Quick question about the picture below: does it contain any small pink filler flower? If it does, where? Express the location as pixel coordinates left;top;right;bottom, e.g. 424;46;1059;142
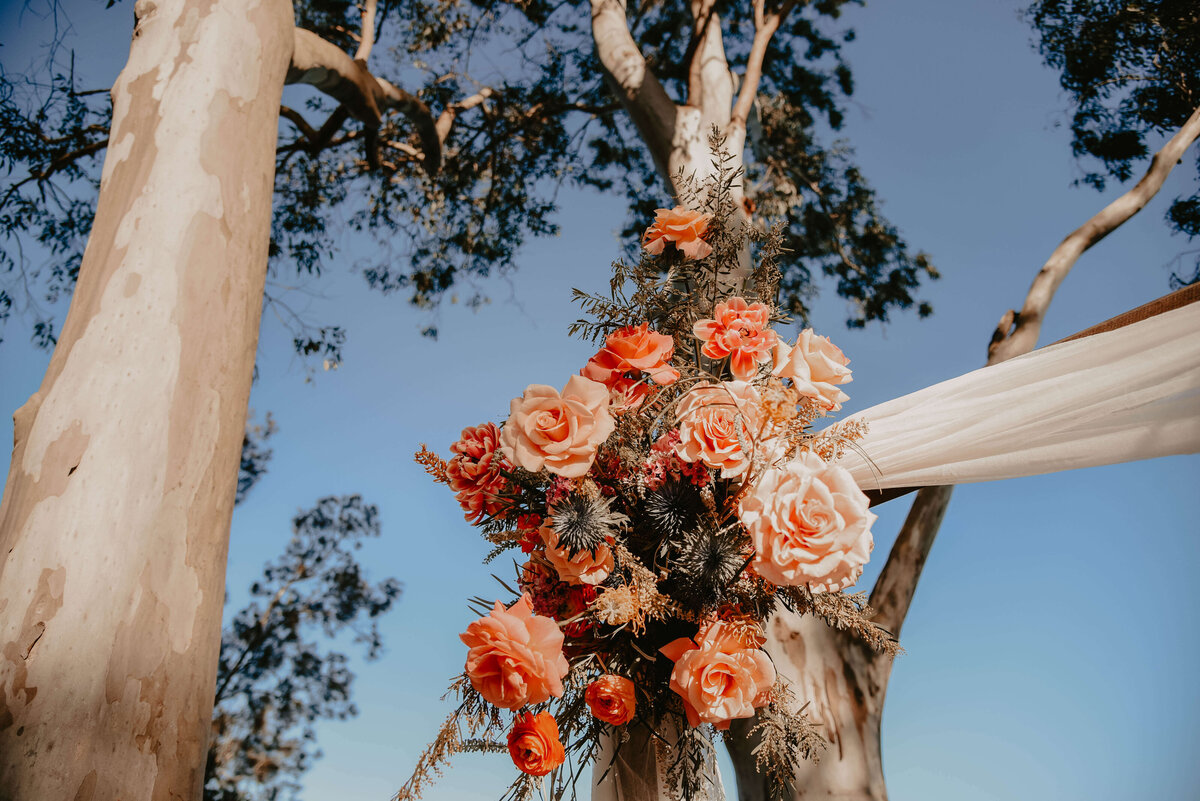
693;297;779;380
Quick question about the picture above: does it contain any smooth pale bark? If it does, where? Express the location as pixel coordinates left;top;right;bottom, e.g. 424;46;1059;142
0;1;292;798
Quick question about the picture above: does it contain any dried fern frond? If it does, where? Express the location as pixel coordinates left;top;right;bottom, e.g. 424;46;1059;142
414;444;450;484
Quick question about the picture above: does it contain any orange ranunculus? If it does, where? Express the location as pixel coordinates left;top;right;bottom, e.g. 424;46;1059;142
507;711;567;776
674;381;761;479
541;523;614;586
642;207;713;260
738;452;875;593
446;422;511;522
771;328;853;411
584;674;636;726
659;621;775;729
692;296;779;381
460;594;569;710
501;375;616;478
581;322;680;410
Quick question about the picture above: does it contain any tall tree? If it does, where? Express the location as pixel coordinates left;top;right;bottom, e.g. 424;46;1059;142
0;0;941;797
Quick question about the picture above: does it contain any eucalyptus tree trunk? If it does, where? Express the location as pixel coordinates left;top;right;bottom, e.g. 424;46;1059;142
0;1;293;798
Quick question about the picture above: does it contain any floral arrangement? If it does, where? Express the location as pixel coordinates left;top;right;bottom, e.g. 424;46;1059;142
401;154;898;801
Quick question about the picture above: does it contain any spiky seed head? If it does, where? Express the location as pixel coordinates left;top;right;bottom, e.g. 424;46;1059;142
643;479;704;541
549;493;628;556
670;528;748;611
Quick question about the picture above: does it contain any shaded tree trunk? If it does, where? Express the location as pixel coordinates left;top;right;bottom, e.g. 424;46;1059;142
0;1;293;798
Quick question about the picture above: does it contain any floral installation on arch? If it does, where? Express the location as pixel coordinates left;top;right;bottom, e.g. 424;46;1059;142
401;150;899;801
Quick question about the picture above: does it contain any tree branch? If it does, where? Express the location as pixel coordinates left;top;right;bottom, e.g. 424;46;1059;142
868;101;1200;633
730;1;797;129
287;27;441;174
988;101;1200;364
434;87;495;143
355;0;378;62
589;0;679;183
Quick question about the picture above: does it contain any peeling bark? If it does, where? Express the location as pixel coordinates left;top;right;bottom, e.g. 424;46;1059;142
0;1;292;798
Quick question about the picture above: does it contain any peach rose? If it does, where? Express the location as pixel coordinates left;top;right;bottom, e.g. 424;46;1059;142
446;422;511;522
659;622;775;729
772;329;852;411
738;452;875;592
674;381;761;479
581;322;680;410
501;375;616;478
692;297;779;380
585;674;637;726
541;523;614;586
460;593;569;710
507;711;567;776
642;206;713;260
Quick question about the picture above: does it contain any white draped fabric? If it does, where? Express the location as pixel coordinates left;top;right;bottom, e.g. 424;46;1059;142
838;300;1200;491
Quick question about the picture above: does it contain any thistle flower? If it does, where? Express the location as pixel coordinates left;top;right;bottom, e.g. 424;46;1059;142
670;529;749;611
643;479;704;540
549;494;628;557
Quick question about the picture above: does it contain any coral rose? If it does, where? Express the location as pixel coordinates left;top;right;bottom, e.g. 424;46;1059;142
507;712;567;776
446;422;511;522
772;329;853;411
460;594;569;710
585;674;637;726
581;322;680;410
541;523;614;586
659;622;776;729
692;297;779;380
642;206;713;259
674;381;762;479
738;452;875;592
501;375;616;479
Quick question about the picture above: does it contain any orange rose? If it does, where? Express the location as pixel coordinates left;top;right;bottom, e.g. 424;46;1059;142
738;453;875;592
642;207;713;260
446;423;511;522
460;594;569;710
659;622;775;729
771;329;853;411
581;322;680;410
541;523;614;586
501;375;616;478
507;711;567;776
674;381;761;478
585;674;636;726
692;297;779;381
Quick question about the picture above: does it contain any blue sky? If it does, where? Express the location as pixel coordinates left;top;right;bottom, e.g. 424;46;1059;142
1;2;1198;800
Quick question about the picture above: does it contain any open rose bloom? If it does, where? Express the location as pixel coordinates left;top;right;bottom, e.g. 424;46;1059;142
739;453;876;592
413;197;896;799
460;594;569;710
642;206;713;259
693;297;780;380
772;328;853;411
501;375;615;478
581;322;679;410
660;622;776;729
